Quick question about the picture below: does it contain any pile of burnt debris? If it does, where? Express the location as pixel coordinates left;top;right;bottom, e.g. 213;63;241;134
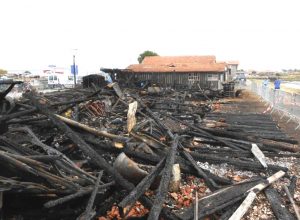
0;80;299;220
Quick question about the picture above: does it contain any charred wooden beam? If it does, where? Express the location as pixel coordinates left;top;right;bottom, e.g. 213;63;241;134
132;94;174;139
27;155;61;162
167;114;247;151
77;171;103;220
0;136;40;156
44;181;114;208
10;127;97;184
228;171;285;220
288;176;297;198
283;185;300;220
179;145;219;191
7;116;48;124
25;93;178;220
190;126;300;152
119;158;165;208
180;178;263;220
147;136;178;220
0;81;22;101
54;114;129;142
84;136;232;185
25;93;134;190
189;151;288;173
193;147;300;158
0;108;37;123
51;96;97;107
0;151;78;191
0;176;56;194
265;187;295;220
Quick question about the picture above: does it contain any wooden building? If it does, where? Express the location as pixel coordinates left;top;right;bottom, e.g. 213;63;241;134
120;56;229;90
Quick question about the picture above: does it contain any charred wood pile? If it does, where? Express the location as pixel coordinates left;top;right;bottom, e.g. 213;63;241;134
0;82;299;220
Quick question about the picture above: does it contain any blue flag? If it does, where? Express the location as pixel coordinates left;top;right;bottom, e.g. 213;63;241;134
71;65;78;75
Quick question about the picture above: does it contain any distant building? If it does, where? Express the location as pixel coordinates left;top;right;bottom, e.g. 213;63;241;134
120;56;229;89
43;66;67;75
226;61;239;80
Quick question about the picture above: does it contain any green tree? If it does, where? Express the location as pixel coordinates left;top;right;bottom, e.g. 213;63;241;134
0;68;7;76
138;50;158;63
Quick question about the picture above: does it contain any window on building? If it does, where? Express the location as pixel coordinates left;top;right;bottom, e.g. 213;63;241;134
188;73;201;81
207;74;219;81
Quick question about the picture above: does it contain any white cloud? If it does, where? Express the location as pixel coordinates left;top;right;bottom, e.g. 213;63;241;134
0;0;299;72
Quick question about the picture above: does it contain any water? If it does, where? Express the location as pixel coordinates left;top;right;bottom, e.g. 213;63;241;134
283;81;300;90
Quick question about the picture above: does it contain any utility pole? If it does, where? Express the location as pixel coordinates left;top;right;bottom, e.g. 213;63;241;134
73;54;76;86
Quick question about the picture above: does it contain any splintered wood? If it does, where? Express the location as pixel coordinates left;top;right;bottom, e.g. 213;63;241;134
127;101;138;133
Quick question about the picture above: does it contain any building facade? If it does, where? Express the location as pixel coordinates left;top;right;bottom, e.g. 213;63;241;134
122;56;229;90
226;61;239;80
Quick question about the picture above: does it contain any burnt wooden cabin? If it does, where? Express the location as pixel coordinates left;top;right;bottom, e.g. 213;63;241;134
115;56;229;90
82;74;106;88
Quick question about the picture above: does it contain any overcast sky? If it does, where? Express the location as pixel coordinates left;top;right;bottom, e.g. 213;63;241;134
0;0;299;73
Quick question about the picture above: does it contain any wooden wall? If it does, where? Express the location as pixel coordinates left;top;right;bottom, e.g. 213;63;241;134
123;72;224;89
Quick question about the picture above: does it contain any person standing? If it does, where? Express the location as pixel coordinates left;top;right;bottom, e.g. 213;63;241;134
262;78;269;98
274;78;281;106
274;78;281;90
263;78;269;87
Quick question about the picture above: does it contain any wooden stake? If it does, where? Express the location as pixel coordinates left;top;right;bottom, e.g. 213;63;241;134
194;192;198;220
229;170;285;220
251;143;268;168
127;101;138;133
55;114;129;141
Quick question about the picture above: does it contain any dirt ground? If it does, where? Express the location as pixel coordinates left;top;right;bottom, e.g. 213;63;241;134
217;90;300;220
239;90;300;143
218;90;300;142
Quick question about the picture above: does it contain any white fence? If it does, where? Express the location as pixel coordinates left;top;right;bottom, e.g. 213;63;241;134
241;81;300;130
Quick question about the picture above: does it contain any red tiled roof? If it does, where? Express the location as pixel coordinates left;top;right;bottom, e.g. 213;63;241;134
126;56;226;73
142;56;217;65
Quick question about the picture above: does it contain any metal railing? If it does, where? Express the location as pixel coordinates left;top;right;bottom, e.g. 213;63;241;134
240;81;300;130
